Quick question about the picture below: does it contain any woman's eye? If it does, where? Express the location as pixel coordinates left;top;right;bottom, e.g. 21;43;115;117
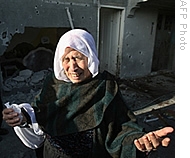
75;56;82;60
63;57;69;63
62;56;83;63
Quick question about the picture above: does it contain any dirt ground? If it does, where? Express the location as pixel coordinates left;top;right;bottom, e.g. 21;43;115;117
0;70;175;158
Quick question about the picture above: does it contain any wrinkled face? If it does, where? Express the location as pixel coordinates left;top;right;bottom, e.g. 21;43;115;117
62;47;92;83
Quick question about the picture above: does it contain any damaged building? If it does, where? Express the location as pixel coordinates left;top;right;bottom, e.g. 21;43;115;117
0;0;175;101
0;0;175;77
0;0;175;117
0;0;175;157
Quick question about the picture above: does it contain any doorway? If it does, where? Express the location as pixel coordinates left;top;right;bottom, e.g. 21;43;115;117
151;12;175;71
99;7;124;77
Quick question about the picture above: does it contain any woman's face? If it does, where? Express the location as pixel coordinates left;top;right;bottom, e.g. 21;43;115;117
62;47;92;83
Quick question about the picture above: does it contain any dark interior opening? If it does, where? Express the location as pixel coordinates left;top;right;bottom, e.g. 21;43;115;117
0;27;71;104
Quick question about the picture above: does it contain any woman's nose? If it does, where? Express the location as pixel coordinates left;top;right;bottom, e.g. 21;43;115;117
69;60;78;71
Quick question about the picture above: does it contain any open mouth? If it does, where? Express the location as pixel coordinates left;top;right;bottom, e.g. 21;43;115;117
70;72;80;78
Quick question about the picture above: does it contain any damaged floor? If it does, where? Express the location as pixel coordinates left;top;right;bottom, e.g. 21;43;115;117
119;70;175;158
0;70;175;158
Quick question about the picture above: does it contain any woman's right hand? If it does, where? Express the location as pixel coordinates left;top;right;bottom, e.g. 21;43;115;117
2;108;22;127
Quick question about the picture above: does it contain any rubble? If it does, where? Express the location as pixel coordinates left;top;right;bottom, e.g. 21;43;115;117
2;68;53;104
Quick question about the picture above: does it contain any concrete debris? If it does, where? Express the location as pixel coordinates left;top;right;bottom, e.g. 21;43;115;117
2;68;52;104
19;69;33;79
30;71;45;84
143;114;159;123
133;96;175;115
118;70;175;111
23;47;54;72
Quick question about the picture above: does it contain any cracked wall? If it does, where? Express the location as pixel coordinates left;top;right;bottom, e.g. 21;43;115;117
0;0;98;55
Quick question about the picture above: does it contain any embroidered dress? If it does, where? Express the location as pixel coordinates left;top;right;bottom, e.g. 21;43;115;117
46;130;93;157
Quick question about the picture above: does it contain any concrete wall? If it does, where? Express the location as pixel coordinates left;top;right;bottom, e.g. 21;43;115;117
0;0;98;55
120;8;158;78
100;0;127;6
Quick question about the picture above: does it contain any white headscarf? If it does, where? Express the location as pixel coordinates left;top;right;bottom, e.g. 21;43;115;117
53;29;99;82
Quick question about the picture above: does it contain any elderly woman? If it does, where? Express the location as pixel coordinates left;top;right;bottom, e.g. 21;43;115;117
2;29;173;158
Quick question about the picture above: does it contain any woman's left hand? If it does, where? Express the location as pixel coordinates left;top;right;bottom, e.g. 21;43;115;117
134;127;174;152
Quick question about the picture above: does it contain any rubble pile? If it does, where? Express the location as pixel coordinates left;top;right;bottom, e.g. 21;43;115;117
2;68;53;104
118;70;175;111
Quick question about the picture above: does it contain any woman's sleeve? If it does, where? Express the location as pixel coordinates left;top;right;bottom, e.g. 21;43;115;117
103;91;146;158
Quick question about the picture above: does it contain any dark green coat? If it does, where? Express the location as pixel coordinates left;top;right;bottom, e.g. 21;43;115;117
32;71;145;158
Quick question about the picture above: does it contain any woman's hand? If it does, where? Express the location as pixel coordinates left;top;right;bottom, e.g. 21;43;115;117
134;127;174;152
2;108;25;127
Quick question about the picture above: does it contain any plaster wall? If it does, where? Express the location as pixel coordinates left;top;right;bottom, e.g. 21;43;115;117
0;0;98;55
120;8;158;79
100;0;127;6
